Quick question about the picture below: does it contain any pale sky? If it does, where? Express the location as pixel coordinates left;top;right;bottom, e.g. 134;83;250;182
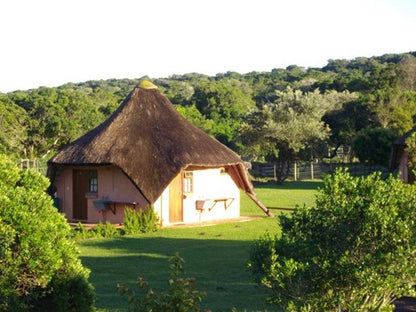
1;0;415;93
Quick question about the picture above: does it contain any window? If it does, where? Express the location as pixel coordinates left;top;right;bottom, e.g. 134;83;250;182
183;171;193;193
89;170;98;193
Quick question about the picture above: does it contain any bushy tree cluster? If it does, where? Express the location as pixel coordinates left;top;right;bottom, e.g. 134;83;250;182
0;155;94;311
1;52;415;172
249;169;416;311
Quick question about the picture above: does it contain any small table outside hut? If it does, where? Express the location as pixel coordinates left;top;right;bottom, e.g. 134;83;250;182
93;199;137;214
195;197;235;211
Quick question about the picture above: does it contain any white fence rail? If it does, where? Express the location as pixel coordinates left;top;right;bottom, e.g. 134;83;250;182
19;159;48;175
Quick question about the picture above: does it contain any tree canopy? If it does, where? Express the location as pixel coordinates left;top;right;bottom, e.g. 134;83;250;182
1;51;415;173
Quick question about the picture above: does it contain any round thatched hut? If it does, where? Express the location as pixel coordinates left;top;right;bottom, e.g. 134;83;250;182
48;81;270;225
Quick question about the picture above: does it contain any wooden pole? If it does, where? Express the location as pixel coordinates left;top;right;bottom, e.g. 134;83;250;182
273;162;277;182
267;206;295;211
294;161;297;181
310;160;314;180
246;192;274;217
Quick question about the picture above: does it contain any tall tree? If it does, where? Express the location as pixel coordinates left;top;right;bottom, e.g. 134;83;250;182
0;95;27;158
352;127;396;167
323;95;376;152
192;79;255;150
241;87;339;181
10;88;105;158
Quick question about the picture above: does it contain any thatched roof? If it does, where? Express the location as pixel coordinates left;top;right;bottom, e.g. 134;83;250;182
389;127;416;172
392;128;416;147
48;81;254;204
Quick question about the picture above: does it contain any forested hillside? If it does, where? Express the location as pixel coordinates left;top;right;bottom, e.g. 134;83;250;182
1;52;416;175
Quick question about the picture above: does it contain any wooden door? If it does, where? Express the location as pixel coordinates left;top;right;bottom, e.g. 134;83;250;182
169;172;183;223
73;170;89;220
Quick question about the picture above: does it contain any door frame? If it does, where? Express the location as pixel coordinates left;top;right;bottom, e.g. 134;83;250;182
72;169;90;220
169;172;183;223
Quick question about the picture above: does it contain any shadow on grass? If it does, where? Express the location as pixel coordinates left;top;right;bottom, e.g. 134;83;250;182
253;180;324;190
80;236;276;312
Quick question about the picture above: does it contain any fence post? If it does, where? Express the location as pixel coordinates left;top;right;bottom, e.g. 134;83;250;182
310;160;314;180
273;163;277;181
294;161;297;181
18;158;47;175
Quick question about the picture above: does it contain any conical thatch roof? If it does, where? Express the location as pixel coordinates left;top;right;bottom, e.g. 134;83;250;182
48;81;254;204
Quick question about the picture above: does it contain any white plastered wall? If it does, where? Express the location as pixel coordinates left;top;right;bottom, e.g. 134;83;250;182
153;187;170;226
154;168;240;226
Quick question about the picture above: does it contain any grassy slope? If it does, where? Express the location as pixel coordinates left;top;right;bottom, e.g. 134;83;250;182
78;180;323;311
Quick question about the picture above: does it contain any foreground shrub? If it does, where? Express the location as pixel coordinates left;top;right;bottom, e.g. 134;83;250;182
249;169;416;312
34;271;95;312
123;206;159;234
117;253;207;311
0;155;94;311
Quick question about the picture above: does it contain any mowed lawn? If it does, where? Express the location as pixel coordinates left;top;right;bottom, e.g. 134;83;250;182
78;180;323;311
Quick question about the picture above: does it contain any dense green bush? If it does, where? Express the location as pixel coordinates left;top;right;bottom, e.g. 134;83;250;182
34;271;95;312
72;221;120;240
249;169;416;311
72;209;159;240
72;222;92;240
123;206;160;234
117;253;207;312
92;221;120;238
0;155;94;311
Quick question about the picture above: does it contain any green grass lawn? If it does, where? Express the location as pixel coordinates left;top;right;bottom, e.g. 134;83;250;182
241;180;323;216
78;180;323;311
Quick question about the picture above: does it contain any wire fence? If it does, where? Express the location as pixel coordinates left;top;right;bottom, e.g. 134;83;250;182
19;159;48;176
250;161;389;181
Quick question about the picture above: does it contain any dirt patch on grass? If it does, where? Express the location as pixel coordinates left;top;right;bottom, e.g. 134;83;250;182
165;215;262;228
